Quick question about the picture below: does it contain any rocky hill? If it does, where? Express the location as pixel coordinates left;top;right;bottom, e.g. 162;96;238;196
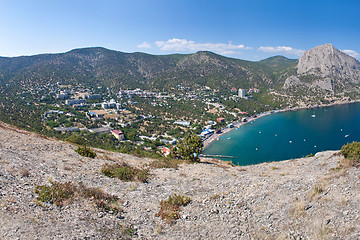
282;44;360;93
1;121;359;239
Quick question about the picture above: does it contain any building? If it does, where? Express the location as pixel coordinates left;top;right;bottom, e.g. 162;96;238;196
73;104;87;109
173;120;191;127
88;110;107;118
65;99;87;106
248;88;260;94
88;127;112;134
200;129;215;138
101;99;120;109
85;94;102;99
239;111;248;115
238;89;246;98
56;94;68;100
217;117;225;123
111;130;125;140
53;127;79;132
43;110;63;119
230;87;237;92
161;147;171;157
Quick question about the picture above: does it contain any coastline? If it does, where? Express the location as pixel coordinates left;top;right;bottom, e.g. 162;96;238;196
202;98;360;150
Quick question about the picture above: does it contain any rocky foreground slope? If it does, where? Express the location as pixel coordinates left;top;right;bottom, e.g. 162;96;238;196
0;122;359;239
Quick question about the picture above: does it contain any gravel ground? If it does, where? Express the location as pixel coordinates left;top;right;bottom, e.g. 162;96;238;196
0;122;359;239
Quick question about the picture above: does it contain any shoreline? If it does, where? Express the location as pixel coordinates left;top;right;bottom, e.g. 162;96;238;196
202;98;360;150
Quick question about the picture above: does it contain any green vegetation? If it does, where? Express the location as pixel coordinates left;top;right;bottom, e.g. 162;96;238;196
34;181;122;214
340;141;360;166
35;181;76;206
101;163;150;183
173;133;203;162
149;158;185;169
155;194;191;223
75;145;97;158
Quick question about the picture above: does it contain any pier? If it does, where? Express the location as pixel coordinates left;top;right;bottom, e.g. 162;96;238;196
200;154;236;159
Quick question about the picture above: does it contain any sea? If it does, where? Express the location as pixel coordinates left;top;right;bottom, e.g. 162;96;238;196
202;102;360;166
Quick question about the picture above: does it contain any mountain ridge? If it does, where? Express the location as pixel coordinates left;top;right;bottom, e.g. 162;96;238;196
0;47;294;91
1;44;360;97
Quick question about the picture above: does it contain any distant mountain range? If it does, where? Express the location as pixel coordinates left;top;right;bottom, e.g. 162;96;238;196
0;44;359;95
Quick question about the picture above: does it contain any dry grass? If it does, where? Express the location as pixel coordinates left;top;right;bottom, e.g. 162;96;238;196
101;163;149;183
19;168;30;177
155;194;191;224
290;200;306;217
309;185;324;201
34;181;122;214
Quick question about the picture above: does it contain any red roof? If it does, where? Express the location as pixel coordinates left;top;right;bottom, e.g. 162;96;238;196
217;117;225;122
112;130;123;135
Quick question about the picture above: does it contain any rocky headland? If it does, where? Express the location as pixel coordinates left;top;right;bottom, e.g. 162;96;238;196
0;122;359;239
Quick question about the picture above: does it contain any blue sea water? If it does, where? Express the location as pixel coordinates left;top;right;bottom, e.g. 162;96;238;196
202;102;360;166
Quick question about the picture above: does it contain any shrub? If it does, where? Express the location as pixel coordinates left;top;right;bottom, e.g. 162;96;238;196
75;146;96;158
101;163;149;183
173;133;203;162
34;181;76;206
34;181;122;213
340;142;360;166
155;194;191;223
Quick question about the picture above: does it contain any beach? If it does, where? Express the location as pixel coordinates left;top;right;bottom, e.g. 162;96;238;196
202;98;360;150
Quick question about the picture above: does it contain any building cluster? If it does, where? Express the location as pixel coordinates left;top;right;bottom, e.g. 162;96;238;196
229;87;260;100
101;99;121;109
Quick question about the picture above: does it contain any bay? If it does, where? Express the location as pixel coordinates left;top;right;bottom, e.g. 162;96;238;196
202;102;360;166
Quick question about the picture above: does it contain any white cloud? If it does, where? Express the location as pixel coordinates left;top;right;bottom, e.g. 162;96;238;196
137;42;151;49
258;46;304;56
155;38;252;54
342;49;359;58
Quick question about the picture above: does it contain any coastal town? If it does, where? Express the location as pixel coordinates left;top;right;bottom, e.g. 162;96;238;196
8;76;354;159
13;80;291;156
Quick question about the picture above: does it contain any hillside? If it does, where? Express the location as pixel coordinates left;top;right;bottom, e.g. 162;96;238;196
1;121;359;239
258;55;297;72
0;48;290;91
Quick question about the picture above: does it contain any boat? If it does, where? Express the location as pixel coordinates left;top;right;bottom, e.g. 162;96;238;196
345;134;349;138
311;114;316;118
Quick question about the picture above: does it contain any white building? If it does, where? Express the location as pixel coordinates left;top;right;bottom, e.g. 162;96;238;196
238;89;246;98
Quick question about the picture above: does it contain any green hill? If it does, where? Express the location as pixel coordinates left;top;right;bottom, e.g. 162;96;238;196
0;48;294;92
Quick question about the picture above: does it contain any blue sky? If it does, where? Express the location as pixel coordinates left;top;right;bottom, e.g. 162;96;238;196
0;0;359;60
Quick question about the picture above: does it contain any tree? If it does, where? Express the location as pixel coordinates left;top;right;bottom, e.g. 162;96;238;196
173;133;203;162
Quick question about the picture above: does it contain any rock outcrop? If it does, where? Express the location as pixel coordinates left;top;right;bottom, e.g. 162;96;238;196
283;75;303;89
297;44;360;82
283;43;360;91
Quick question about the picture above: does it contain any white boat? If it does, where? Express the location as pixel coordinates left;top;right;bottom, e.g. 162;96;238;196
311;115;316;118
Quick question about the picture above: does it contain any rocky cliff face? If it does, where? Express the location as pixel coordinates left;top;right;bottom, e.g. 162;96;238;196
297;44;360;81
283;44;360;91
